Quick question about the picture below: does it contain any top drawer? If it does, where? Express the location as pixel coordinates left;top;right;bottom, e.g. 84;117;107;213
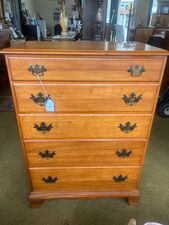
7;56;164;82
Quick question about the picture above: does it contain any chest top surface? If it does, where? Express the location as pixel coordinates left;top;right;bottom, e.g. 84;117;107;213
1;41;169;56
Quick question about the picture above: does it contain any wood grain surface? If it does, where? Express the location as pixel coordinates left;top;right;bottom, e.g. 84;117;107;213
30;167;140;192
26;141;146;167
14;83;158;113
9;56;163;82
2;41;169;56
19;114;151;139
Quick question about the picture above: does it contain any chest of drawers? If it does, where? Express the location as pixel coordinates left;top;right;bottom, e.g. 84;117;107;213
2;41;168;208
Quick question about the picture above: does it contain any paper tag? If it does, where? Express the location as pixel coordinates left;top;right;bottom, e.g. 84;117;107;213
46;98;55;112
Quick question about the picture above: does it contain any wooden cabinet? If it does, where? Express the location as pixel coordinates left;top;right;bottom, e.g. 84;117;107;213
0;29;10;88
82;0;107;40
2;41;168;208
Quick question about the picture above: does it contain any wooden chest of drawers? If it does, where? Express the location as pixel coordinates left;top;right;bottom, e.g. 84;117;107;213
2;41;168;208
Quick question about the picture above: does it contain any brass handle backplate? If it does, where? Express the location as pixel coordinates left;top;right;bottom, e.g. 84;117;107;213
118;122;137;133
116;149;132;158
34;122;53;134
128;65;145;77
28;64;47;77
30;92;49;106
42;176;58;184
113;175;128;183
123;93;142;106
39;150;56;159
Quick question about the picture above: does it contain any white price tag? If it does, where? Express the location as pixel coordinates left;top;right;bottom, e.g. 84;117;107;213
46;98;55;112
35;74;55;112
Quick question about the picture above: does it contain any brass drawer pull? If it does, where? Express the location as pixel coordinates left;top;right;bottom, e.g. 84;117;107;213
128;65;145;77
30;92;49;106
116;149;132;158
34;122;54;134
39;150;56;159
118;122;137;133
123;93;142;106
42;176;58;184
113;175;128;183
28;64;47;77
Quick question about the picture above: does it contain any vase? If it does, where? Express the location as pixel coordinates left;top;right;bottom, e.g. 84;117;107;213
59;7;68;37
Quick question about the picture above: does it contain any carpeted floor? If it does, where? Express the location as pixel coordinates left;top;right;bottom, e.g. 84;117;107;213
0;113;169;225
0;96;14;112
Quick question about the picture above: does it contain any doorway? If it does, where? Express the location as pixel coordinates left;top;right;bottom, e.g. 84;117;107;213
117;0;135;41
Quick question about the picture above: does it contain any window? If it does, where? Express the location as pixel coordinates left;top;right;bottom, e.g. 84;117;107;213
149;0;158;25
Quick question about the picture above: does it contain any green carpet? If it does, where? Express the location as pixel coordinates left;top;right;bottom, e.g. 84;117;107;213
0;113;169;225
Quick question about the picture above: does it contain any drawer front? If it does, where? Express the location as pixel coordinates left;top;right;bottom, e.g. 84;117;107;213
26;141;146;167
20;115;151;139
14;83;158;113
30;167;140;192
8;56;163;82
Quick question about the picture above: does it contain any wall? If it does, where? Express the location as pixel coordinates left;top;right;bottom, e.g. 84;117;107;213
33;0;74;34
21;0;35;17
